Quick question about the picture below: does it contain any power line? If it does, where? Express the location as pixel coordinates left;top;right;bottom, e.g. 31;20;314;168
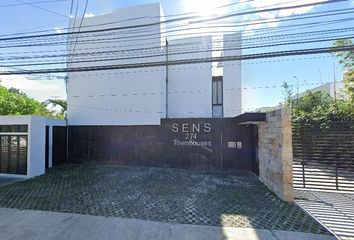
0;54;334;82
1;4;352;45
67;80;338;99
1;6;352;51
1;45;353;75
0;0;347;79
4;55;328;80
16;0;69;18
0;0;255;38
1;26;352;62
1;15;352;57
4;19;68;37
69;0;88;63
67;55;331;77
1;12;352;54
0;65;65;80
3;34;353;67
0;0;68;8
0;0;347;42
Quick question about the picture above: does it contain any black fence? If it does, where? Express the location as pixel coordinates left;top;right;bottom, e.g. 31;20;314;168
292;121;354;191
52;126;67;166
68;118;258;172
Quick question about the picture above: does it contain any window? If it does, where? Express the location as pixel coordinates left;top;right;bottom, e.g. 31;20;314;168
0;125;28;133
212;76;223;117
0;125;28;175
0;135;27;175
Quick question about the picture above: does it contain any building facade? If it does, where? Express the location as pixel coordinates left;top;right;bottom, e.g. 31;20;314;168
0;4;248;178
67;3;242;126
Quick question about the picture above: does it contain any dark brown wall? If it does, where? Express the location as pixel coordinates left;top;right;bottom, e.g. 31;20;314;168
52;126;67;166
68;118;256;171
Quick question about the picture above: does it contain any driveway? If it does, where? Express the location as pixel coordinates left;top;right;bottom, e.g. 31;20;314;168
0;176;24;187
295;189;354;240
0;164;330;234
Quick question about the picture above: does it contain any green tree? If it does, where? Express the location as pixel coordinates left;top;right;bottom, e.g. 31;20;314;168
43;99;67;119
292;91;354;128
0;85;54;117
8;87;27;96
333;38;354;104
281;81;294;107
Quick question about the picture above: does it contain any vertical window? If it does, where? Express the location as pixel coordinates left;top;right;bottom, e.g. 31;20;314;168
212;76;223;117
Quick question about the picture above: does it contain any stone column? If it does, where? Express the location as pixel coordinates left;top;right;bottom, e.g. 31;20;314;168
257;107;293;202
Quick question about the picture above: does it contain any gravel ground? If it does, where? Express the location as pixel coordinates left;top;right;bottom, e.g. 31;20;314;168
0;164;329;234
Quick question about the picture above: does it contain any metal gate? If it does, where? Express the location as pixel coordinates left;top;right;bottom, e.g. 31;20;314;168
52;126;67;166
68;118;258;172
0;125;28;175
292;121;354;191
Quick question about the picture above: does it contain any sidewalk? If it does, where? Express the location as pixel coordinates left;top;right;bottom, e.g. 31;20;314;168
0;208;335;240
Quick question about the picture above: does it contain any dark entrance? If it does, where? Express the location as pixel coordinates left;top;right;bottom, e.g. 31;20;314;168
68;118;259;172
52;126;67;166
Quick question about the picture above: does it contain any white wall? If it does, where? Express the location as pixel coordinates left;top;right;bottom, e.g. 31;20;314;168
0;116;31;178
67;3;165;125
0;116;67;178
67;4;243;123
223;33;242;117
0;115;47;178
28;116;46;178
167;36;213;118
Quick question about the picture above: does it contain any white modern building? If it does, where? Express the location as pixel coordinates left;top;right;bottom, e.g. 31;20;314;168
0;3;245;178
67;3;242;126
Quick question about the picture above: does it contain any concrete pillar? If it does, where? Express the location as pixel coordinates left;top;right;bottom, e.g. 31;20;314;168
257;107;293;202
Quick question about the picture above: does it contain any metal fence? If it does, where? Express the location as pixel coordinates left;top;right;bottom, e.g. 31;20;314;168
292;121;354;192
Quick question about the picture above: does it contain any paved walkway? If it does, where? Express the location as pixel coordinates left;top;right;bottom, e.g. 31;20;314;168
295;190;354;240
0;208;335;240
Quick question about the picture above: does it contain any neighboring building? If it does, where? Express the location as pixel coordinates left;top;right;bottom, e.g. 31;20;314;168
294;81;345;99
67;3;242;126
0;116;66;178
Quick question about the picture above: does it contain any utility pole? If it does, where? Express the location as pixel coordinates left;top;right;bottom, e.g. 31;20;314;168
165;38;169;119
333;61;337;102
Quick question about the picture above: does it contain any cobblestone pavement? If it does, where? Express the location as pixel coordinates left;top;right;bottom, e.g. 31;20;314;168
295;189;354;240
0;164;329;234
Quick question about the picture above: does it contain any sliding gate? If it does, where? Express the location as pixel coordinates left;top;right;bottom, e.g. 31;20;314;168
292;121;354;192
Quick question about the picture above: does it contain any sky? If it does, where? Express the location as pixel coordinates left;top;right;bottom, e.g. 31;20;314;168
0;0;353;110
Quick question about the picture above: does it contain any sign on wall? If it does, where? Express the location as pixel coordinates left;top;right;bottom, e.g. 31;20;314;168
68;118;255;171
171;122;212;147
